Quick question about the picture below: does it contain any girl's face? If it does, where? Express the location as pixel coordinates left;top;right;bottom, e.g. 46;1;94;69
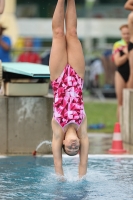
121;27;130;43
63;138;80;155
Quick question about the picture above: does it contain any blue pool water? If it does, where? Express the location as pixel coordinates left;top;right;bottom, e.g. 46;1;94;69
0;155;133;200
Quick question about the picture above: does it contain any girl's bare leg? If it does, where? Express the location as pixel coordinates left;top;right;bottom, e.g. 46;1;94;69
49;0;67;81
127;12;133;88
65;0;85;79
115;72;126;122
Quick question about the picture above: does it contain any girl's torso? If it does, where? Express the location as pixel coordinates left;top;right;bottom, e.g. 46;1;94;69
116;49;130;82
51;64;86;131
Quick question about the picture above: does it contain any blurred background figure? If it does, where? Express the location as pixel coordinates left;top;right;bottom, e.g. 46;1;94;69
124;0;133;88
17;37;41;64
89;57;104;88
101;49;116;88
0;23;12;62
112;24;130;121
41;49;50;66
0;0;5;14
13;37;24;60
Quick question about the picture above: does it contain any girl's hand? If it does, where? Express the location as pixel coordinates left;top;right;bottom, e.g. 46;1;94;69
123;46;128;55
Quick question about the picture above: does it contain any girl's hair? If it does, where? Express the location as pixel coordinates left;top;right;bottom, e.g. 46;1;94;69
119;24;128;30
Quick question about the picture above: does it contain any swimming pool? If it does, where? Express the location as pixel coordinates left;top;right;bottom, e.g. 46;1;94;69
0;155;133;200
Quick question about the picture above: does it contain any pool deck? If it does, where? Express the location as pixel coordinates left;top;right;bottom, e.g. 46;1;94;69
0;133;133;156
89;133;133;155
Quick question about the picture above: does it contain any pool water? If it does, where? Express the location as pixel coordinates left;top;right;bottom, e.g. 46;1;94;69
0;155;133;200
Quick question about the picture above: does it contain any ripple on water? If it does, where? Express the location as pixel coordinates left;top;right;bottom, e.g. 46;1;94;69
0;156;133;200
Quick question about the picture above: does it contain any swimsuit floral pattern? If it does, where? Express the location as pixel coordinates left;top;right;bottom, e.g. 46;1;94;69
51;64;85;129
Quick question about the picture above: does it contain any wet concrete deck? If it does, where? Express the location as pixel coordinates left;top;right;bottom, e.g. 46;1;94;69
89;133;133;154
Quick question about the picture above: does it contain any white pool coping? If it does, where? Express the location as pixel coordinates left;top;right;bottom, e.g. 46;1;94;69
88;154;133;158
0;156;8;158
39;154;133;158
1;154;133;159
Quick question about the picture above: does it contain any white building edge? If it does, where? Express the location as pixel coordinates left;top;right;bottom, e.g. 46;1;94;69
0;0;128;51
17;18;127;39
16;18;128;53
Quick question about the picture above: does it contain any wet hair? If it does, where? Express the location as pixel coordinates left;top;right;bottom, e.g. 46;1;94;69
119;24;128;30
62;144;79;156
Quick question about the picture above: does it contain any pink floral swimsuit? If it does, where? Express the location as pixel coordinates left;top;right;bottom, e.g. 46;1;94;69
51;64;86;132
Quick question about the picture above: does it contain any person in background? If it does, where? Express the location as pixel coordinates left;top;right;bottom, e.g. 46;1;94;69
0;24;12;62
112;24;130;121
124;0;133;88
41;50;50;66
89;57;104;88
101;49;116;87
0;0;5;14
17;38;41;64
13;37;25;60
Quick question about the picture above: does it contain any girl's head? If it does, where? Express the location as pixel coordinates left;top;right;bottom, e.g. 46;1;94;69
119;24;130;43
62;125;80;156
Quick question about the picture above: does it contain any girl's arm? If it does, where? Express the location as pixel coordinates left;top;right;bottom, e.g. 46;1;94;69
113;50;128;67
0;0;5;14
52;135;64;176
0;39;11;51
124;0;133;11
78;117;89;179
52;119;64;176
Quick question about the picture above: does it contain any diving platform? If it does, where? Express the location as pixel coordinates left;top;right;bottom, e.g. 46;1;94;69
0;62;50;96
